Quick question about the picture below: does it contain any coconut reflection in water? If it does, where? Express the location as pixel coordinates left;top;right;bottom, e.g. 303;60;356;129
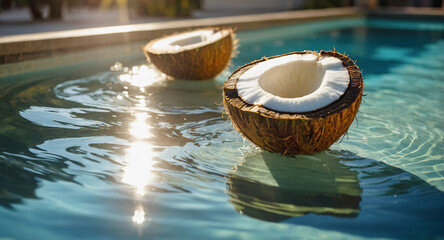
227;151;362;222
118;64;164;225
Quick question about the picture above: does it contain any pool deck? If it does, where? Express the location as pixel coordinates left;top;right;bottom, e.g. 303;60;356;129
0;7;442;77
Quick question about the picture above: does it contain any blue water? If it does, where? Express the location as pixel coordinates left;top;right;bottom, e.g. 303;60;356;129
0;18;443;239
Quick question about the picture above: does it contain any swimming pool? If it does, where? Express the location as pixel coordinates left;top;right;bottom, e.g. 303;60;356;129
0;17;443;239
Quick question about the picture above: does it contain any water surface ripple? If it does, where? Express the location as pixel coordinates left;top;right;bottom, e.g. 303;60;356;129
0;20;443;240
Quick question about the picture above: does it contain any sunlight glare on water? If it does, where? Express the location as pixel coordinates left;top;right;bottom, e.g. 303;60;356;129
119;64;167;88
132;207;146;225
122;141;155;197
0;18;443;240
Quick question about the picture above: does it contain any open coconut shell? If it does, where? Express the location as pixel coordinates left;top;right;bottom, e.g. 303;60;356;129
143;27;237;80
223;51;363;155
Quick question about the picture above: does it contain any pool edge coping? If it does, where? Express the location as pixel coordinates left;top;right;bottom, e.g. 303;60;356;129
0;8;364;70
1;6;443;77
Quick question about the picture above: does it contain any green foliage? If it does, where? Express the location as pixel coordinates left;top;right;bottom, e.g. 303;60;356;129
130;0;200;17
0;0;199;19
65;0;102;8
0;0;27;12
303;0;350;9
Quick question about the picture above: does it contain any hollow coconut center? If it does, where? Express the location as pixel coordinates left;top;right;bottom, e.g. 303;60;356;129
150;29;224;53
236;53;350;113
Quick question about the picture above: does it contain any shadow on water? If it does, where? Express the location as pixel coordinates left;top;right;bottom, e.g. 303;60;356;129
0;149;78;209
227;150;444;239
0;154;39;208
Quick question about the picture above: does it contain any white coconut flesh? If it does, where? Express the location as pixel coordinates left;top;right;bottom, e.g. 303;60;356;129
236;53;350;113
150;29;226;53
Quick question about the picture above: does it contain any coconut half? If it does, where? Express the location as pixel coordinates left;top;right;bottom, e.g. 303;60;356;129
143;27;237;80
223;51;363;155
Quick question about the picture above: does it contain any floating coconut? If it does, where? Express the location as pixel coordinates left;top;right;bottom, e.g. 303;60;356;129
223;51;363;155
143;27;237;80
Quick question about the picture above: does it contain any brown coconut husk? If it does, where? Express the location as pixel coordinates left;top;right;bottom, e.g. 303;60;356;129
143;27;237;80
223;50;363;155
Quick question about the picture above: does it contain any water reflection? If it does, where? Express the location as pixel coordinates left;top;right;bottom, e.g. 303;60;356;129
0;154;39;209
129;112;152;140
122;141;155;196
132;205;146;225
123;114;155;227
227;151;362;221
120;66;161;224
119;65;165;88
225;149;444;239
122;109;157;226
1;24;443;239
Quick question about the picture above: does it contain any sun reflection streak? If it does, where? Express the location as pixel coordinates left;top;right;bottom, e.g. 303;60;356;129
119;65;164;88
132;207;146;225
118;63;165;225
123;110;157;197
129;112;152;139
122;141;155;196
135;98;147;108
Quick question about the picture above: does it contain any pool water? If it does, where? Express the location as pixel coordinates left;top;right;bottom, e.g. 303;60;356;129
0;18;443;239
